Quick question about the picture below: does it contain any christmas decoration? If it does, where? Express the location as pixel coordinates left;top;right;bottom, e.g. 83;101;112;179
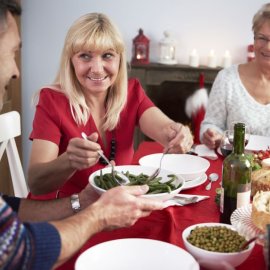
131;28;150;65
185;73;208;144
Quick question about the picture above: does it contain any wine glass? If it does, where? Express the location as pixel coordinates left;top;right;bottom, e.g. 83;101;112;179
220;130;233;157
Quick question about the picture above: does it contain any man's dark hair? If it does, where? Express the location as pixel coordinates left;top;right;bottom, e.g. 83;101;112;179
0;0;21;22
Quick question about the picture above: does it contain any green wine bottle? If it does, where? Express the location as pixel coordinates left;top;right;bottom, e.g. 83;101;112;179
220;122;251;224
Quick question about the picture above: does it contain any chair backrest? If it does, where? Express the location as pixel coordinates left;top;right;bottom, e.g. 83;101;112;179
0;111;28;197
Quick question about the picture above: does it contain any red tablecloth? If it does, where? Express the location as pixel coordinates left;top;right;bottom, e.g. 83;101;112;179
57;141;266;270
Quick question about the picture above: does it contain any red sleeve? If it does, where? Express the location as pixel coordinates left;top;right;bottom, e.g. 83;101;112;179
29;89;68;146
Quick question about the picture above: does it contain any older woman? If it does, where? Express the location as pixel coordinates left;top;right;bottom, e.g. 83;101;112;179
27;13;193;198
200;3;270;149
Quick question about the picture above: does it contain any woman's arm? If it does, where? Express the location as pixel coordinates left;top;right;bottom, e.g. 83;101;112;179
200;69;229;148
139;107;193;153
28;133;101;195
28;140;74;194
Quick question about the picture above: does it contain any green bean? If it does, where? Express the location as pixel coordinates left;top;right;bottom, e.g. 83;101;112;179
93;170;182;194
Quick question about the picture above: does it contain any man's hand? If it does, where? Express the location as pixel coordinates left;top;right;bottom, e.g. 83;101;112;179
93;185;164;230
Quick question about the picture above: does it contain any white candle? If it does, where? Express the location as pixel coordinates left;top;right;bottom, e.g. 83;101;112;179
222;50;232;68
207;50;217;68
189;49;199;67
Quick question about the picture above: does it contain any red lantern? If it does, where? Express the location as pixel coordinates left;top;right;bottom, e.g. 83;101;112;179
132;28;150;65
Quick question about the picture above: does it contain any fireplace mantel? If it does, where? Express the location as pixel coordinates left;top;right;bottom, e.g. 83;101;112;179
128;62;221;88
128;62;221;148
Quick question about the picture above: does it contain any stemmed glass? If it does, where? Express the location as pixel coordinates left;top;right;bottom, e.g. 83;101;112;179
219;123;250;157
220;130;233;157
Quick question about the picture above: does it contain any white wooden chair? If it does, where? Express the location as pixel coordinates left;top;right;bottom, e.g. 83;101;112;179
0;111;28;197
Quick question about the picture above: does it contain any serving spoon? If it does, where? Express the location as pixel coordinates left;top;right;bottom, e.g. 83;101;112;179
205;173;219;190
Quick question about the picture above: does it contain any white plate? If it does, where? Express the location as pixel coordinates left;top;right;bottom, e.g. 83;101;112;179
75;238;199;270
246;134;270;151
182;173;207;190
230;204;264;245
89;165;185;201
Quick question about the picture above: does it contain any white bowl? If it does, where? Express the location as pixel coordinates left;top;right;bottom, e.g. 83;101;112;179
182;222;255;270
75;238;199;270
139;153;210;181
89;165;185;201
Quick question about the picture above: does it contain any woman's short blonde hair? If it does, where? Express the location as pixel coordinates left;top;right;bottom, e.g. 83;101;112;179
252;3;270;35
54;13;127;131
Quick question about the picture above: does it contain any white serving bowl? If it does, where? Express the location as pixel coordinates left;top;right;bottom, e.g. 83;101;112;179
182;222;255;270
89;165;185;201
75;238;199;270
139;153;210;181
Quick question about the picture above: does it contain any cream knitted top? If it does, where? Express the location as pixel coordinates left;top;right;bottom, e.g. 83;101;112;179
200;64;270;139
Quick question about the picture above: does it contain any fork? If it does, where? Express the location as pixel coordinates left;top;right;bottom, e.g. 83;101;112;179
171;196;200;205
147;148;170;181
81;132;129;185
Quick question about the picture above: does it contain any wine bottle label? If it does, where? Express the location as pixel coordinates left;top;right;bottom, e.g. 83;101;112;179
237;190;251;208
220;187;224;213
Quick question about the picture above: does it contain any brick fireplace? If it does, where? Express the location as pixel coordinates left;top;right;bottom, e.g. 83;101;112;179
128;63;221;148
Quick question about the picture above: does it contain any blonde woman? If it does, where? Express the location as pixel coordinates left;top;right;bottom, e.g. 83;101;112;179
28;13;193;198
201;3;270;149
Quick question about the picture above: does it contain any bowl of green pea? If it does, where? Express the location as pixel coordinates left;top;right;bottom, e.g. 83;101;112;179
182;222;255;270
89;165;185;201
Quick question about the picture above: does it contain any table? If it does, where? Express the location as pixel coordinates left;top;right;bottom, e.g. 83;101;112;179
57;141;266;270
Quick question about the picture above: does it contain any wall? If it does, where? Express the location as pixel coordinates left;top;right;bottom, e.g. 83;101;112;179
20;0;267;170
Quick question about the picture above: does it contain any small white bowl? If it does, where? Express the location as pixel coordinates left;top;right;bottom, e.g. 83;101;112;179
182;222;255;270
89;165;185;201
75;238;199;270
139;153;210;181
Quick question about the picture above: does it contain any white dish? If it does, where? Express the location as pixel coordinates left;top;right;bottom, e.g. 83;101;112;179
246;134;270;151
75;238;199;270
89;165;185;201
139;153;210;181
231;204;264;245
182;222;255;270
182;173;207;190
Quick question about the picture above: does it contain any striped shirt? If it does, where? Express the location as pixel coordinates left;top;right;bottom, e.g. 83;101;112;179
0;197;61;269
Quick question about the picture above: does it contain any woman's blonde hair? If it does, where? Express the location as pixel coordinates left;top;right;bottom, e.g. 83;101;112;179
54;13;127;131
252;3;270;35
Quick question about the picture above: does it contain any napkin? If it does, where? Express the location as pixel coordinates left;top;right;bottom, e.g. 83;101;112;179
164;194;210;208
193;144;218;160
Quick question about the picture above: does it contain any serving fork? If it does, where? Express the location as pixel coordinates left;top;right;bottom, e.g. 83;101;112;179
147;148;170;181
81;132;130;185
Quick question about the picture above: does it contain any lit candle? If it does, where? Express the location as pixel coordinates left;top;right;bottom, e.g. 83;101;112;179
222;50;232;68
207;50;217;68
189;49;199;67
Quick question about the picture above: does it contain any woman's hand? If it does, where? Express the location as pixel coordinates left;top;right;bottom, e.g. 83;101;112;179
166;122;194;153
201;128;222;149
66;132;101;170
